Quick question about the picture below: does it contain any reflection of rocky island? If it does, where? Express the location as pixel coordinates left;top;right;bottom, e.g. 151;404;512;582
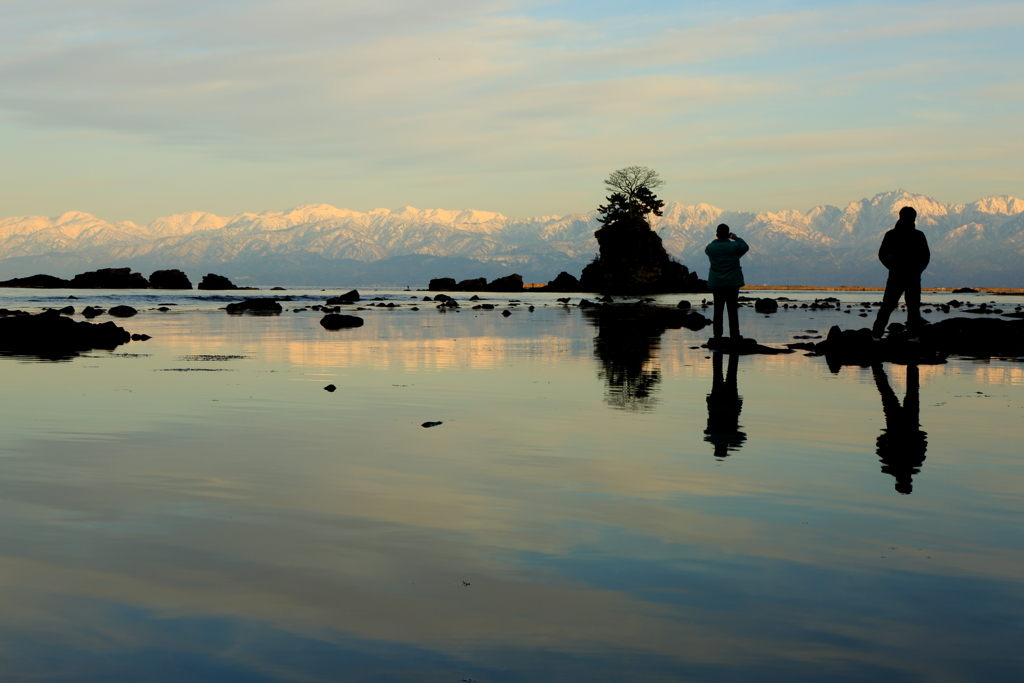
585;306;698;411
704;353;746;458
873;364;928;494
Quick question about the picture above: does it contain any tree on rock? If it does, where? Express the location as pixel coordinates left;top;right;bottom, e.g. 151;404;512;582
580;167;705;295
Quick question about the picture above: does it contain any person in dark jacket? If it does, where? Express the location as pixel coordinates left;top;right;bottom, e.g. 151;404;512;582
705;224;749;339
872;207;930;340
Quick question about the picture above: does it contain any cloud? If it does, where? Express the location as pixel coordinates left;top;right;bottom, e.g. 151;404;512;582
0;0;1021;220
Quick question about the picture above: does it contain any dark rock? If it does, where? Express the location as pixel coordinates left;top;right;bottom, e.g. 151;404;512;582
469;295;480;301
108;305;138;317
429;278;457;291
528;305;535;312
0;309;29;317
433;294;453;302
677;300;691;310
81;306;104;318
423;296;432;301
59;306;75;315
70;268;149;289
579;214;706;295
458;277;487;290
952;287;978;294
475;303;495;310
320;314;364;329
705;336;793;355
0;313;131;359
324;384;337;392
502;309;512;317
556;297;571;304
197;273;238;290
754;298;778;313
157;307;170;312
485;274;524;292
149;269;193;289
326;289;360;304
421;421;443;428
0;274;72;288
130;333;152;341
225;299;282;315
540;271;582;292
578;299;597;308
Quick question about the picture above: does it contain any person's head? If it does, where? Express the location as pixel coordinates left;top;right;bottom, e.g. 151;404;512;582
898;206;917;224
716;224;730;239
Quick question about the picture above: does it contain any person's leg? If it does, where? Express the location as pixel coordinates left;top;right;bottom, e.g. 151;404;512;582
872;277;904;338
905;277;922;332
712;289;725;338
726;288;741;338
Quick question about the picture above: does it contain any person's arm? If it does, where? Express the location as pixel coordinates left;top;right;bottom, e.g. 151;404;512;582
919;233;930;272
732;236;749;256
878;232;893;270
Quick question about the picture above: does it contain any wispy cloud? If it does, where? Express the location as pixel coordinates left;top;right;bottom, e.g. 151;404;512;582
0;0;1021;220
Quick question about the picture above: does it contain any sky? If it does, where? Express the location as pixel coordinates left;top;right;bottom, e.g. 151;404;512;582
1;0;1022;224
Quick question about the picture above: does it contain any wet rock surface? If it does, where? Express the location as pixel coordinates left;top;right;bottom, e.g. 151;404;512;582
788;317;1024;369
326;290;360;304
108;305;138;317
225;299;283;314
320;314;364;329
0;313;132;359
705;336;794;355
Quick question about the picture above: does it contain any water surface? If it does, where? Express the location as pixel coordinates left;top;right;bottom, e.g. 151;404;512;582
1;288;1022;681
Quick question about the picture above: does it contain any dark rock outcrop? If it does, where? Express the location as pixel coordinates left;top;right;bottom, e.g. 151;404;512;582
579;218;706;295
149;269;193;289
705;336;792;355
0;274;71;288
754;298;778;313
539;271;582;292
429;278;457;291
326;290;360;304
82;306;103;318
225;299;282;315
69;268;149;288
198;274;239;290
0;313;131;359
429;274;524;292
0;269;149;289
457;277;487;290
320;314;364;329
788;317;1024;370
108;305;138;317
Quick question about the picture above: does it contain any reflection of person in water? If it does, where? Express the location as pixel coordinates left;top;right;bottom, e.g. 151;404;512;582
704;352;746;458
873;363;928;494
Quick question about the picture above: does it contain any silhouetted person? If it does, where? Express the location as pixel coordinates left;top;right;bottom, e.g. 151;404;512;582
705;224;749;340
872;207;930;340
873;363;928;494
704;352;746;458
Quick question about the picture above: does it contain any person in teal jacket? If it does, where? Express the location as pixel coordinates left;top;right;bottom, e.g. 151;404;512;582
705;224;750;340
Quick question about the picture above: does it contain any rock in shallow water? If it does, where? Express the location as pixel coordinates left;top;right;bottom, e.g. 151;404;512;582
320;314;364;329
0;314;131;359
225;299;282;315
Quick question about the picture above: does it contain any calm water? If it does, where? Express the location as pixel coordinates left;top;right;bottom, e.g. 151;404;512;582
0;288;1022;682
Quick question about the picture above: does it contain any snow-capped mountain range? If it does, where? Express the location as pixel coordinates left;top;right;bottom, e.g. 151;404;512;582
1;190;1022;287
